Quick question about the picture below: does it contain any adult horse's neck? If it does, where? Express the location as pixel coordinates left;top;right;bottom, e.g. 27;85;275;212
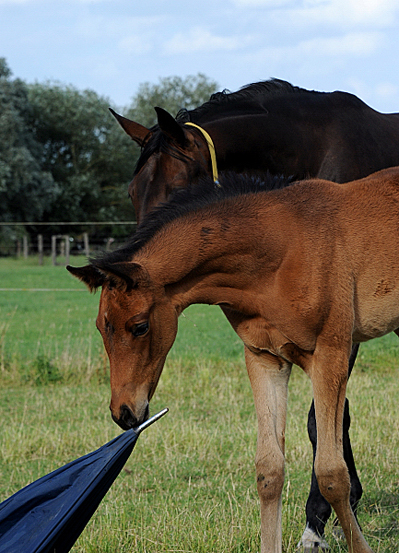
187;93;399;183
190;110;325;180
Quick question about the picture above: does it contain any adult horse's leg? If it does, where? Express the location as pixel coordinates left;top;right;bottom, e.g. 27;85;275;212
245;347;292;553
299;344;362;552
311;346;373;553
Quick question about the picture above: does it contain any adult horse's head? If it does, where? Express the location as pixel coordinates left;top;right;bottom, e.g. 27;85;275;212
67;261;178;429
110;107;213;224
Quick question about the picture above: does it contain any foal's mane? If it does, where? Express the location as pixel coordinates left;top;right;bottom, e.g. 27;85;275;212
92;172;293;269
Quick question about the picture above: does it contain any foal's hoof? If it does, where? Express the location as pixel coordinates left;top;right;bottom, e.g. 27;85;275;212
297;525;330;552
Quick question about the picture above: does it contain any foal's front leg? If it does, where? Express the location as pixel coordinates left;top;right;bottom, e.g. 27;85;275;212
245;347;292;553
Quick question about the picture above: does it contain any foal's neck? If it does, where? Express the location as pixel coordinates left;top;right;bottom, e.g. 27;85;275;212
136;198;284;312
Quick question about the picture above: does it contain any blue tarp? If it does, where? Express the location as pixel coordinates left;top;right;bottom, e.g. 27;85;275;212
0;408;168;553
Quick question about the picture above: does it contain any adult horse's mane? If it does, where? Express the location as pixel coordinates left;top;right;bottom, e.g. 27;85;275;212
134;131;192;176
92;172;292;269
134;79;367;177
176;78;308;122
135;80;303;175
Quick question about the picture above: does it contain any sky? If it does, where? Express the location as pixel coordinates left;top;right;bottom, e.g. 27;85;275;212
1;0;399;114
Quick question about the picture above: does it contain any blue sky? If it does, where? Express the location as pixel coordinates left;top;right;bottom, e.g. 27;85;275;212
1;0;398;113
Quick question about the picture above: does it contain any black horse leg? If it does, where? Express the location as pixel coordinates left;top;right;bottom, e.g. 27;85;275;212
298;344;362;552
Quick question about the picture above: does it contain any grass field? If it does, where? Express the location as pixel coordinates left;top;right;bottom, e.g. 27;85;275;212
0;257;398;552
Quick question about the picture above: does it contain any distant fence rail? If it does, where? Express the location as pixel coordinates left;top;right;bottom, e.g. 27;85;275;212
0;222;136;226
0;221;137;265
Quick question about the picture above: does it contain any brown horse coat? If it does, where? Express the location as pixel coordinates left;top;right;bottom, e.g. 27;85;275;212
68;167;399;553
112;79;399;551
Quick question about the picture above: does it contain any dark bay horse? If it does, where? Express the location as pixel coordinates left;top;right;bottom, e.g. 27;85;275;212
68;167;399;553
111;79;399;551
111;79;399;224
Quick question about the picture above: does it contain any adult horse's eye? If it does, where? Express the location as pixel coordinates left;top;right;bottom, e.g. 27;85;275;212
132;322;149;337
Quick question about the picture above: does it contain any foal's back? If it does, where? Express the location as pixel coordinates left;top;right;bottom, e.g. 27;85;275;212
278;166;399;342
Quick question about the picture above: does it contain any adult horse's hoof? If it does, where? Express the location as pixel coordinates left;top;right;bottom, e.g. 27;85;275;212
297;525;330;552
296;541;330;553
332;524;345;540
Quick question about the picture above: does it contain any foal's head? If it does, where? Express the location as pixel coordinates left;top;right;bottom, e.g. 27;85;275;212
67;262;178;429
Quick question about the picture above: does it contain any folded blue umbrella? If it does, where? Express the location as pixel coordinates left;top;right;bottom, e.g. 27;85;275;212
0;408;168;553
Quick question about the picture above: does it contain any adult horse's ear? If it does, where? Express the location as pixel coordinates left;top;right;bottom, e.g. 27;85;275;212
109;108;150;147
66;265;106;292
154;107;185;146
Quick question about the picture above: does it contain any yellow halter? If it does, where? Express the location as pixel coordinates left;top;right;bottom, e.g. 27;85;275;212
185;122;220;186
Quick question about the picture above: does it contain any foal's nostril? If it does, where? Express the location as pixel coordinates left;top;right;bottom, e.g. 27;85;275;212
113;404;138;430
111;402;150;431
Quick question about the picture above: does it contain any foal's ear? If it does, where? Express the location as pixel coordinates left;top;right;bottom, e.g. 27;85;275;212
155;107;186;146
66;265;105;292
67;262;150;293
109;108;150;147
98;262;150;291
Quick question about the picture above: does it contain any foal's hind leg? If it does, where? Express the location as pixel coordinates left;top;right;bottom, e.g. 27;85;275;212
298;344;362;552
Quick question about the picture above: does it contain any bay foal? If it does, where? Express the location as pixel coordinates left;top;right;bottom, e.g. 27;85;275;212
112;80;399;551
69;168;399;553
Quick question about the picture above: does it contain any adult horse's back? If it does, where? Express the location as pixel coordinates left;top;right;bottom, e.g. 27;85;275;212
111;80;399;552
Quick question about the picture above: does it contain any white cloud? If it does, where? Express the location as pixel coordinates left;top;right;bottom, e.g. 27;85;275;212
231;0;294;6
290;0;398;27
0;0;108;3
163;27;249;55
231;0;398;26
72;13;164;54
247;31;382;68
297;32;382;56
0;0;31;4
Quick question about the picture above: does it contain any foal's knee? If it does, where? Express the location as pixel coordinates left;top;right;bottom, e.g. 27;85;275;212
256;456;285;504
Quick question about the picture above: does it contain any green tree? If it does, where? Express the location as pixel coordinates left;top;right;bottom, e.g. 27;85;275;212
126;73;219;128
28;82;135;225
0;59;55;224
0;65;219;241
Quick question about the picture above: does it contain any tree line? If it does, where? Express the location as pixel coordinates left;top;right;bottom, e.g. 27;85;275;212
0;58;218;250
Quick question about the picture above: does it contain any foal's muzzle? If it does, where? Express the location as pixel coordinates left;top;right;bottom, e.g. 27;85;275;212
112;403;150;430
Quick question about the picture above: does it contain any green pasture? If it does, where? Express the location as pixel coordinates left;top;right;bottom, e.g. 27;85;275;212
0;257;398;552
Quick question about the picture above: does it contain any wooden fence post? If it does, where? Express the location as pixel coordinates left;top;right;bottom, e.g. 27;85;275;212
23;235;28;259
38;234;43;266
83;232;89;256
51;235;57;266
65;235;70;266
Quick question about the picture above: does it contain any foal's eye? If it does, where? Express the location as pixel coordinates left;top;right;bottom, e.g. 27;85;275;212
132;322;149;337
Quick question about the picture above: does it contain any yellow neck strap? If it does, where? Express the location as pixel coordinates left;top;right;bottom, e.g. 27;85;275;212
185;122;220;186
